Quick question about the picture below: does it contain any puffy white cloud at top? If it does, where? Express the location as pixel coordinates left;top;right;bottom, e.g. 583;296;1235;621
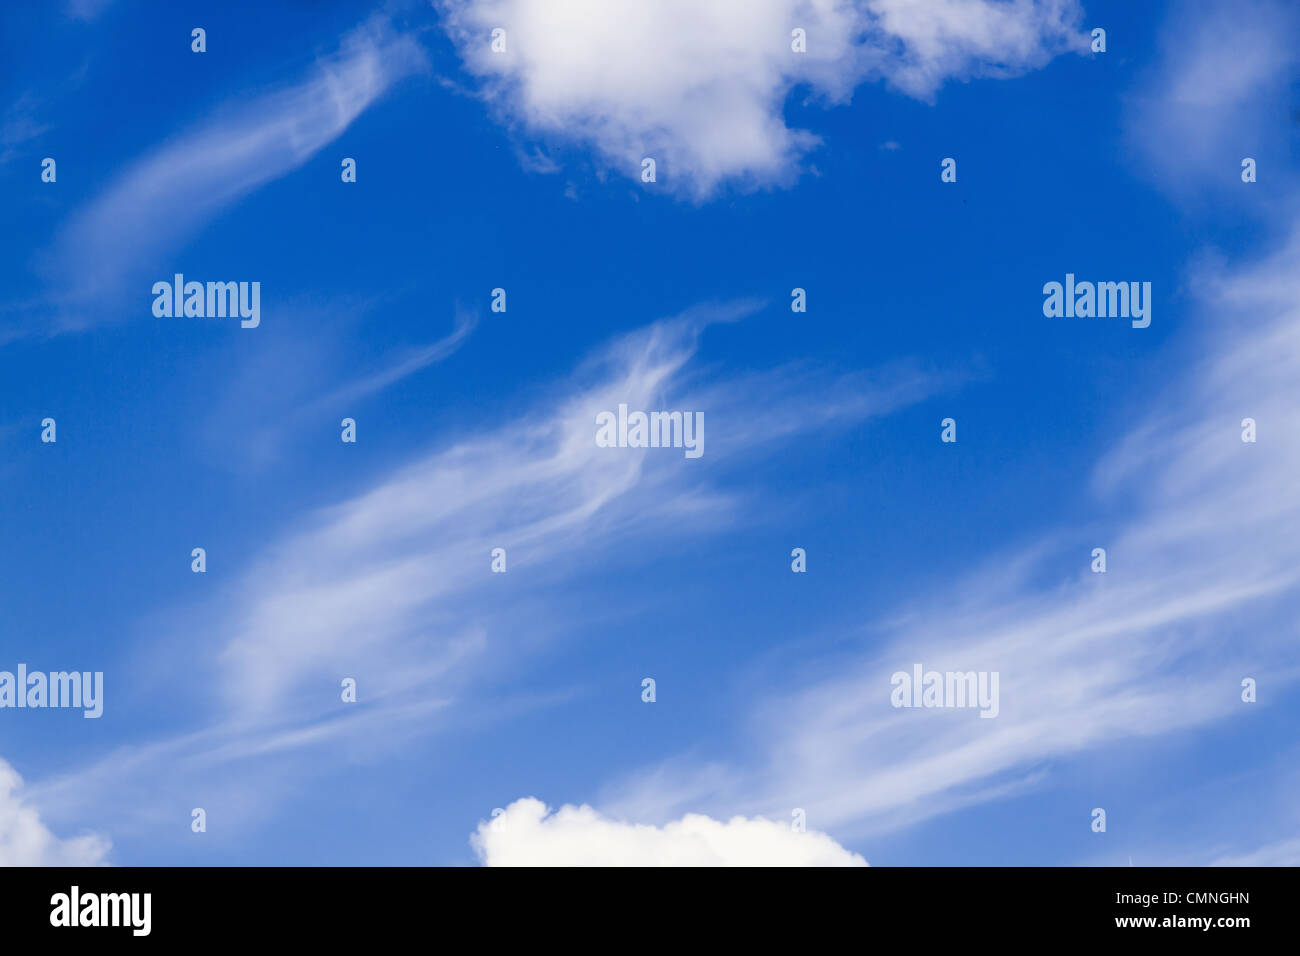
471;797;867;866
436;0;1087;196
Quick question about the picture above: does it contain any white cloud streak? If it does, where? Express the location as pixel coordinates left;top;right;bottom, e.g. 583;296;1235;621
1210;836;1300;867
26;302;953;841
1124;0;1300;209
36;19;427;329
586;1;1300;853
216;301;947;719
602;224;1300;848
307;309;478;412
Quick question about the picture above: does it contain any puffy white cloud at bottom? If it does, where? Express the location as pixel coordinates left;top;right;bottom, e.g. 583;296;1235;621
0;759;110;866
472;797;867;866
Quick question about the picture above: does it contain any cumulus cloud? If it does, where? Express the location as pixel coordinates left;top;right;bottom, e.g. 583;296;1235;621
0;758;109;866
436;0;1086;196
472;797;867;865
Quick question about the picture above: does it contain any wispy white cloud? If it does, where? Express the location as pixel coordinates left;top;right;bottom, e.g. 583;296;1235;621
435;0;1087;197
1210;836;1300;867
31;18;427;331
578;0;1300;855
214;301;948;720
307;308;478;412
65;0;113;22
1124;0;1300;210
193;303;479;472
472;796;866;865
0;92;53;165
600;225;1300;848
27;301;955;842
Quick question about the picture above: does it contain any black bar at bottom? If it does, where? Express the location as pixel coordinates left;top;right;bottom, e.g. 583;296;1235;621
0;865;1283;942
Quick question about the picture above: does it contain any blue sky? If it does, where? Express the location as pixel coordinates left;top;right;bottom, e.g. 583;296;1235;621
1;0;1298;866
